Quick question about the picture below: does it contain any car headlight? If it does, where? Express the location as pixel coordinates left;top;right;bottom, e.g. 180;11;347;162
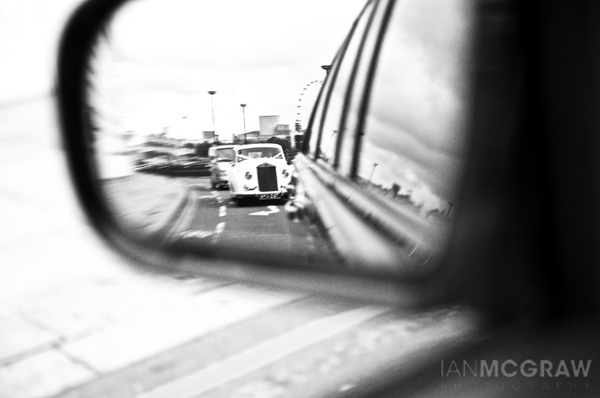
245;171;252;180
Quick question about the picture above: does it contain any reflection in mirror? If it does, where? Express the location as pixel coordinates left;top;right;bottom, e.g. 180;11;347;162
87;0;473;277
353;0;473;266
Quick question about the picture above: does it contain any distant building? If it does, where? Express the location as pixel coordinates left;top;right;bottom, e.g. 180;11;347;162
275;124;291;136
202;131;215;142
235;130;260;143
259;115;280;136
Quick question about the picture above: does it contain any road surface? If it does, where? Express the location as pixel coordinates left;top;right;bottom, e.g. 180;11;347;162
165;177;339;269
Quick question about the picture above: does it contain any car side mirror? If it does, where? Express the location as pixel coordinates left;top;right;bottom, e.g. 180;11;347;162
56;0;517;307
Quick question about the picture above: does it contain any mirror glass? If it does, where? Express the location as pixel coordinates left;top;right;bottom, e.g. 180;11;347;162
87;0;474;277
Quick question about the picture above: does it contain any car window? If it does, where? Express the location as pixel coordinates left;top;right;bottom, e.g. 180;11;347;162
238;147;283;160
356;0;474;218
215;148;235;162
315;0;376;166
337;0;389;177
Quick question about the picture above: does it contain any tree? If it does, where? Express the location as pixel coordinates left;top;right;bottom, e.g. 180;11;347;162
267;136;291;151
196;142;212;157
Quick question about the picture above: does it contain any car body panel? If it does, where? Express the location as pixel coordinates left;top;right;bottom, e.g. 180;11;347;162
209;145;236;188
286;0;464;274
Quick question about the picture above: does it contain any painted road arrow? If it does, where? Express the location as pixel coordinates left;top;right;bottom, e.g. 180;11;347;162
248;206;280;216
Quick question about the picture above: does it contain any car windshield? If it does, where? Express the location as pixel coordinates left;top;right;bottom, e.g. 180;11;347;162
215;148;235;162
238;147;283;159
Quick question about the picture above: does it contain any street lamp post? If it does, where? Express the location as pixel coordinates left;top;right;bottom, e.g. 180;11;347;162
240;104;247;144
208;90;217;142
369;162;378;183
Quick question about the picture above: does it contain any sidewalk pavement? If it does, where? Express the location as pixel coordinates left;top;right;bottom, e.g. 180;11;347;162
0;96;308;398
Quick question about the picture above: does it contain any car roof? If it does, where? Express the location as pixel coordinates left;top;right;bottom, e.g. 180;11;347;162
213;145;236;150
236;143;282;149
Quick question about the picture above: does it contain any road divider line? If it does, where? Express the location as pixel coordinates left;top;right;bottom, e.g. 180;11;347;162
138;306;388;398
216;222;225;235
177;230;214;240
219;206;227;218
212;222;226;244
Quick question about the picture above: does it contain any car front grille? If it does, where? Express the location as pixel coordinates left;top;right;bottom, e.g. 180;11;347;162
257;164;278;191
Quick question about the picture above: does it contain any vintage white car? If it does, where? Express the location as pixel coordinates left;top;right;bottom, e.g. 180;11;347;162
208;145;236;189
229;143;291;201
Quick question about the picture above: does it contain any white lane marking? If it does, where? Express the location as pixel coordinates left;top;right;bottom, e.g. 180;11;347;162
248;205;280;216
62;285;303;373
212;222;226;244
138;306;388;398
219;206;227;218
177;230;214;240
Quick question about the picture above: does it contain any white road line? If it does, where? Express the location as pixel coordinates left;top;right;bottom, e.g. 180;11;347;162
177;230;214;240
212;222;226;244
138;306;388;398
219;206;227;218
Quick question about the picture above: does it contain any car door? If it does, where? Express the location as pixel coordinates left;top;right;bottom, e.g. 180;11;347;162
289;0;473;274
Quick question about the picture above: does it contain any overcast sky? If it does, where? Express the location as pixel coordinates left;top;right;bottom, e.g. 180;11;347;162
90;0;367;141
359;0;473;208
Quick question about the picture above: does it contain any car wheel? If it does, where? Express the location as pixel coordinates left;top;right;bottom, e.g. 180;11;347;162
231;195;245;206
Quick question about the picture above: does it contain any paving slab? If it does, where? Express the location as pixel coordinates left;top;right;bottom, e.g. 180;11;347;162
0;197;56;249
19;275;227;340
0;230;134;303
0;312;59;365
62;284;304;373
0;349;95;398
137;306;389;398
